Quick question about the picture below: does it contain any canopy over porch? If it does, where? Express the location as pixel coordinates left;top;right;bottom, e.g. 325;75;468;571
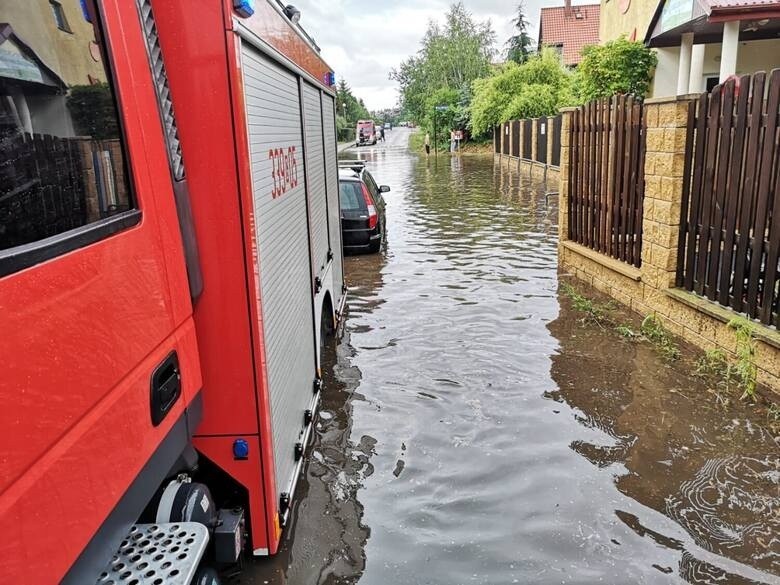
645;0;780;94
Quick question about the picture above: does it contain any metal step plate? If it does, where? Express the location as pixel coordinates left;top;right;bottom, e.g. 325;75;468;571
96;522;209;585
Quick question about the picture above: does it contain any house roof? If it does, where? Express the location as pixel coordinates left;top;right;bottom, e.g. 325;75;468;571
538;3;600;66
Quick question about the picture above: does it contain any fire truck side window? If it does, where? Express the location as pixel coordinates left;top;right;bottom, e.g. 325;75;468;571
0;1;133;255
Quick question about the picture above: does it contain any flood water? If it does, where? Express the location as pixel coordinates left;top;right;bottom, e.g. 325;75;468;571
236;131;780;585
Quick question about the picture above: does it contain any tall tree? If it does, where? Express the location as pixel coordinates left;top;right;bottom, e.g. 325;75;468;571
506;2;533;64
390;2;495;126
336;79;370;124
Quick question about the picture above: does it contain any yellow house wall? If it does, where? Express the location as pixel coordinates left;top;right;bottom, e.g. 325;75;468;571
599;0;659;42
1;0;107;86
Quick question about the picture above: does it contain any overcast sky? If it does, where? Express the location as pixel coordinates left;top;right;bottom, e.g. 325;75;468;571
293;0;592;111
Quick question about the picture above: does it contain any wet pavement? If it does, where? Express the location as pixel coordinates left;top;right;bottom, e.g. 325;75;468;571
235;130;780;585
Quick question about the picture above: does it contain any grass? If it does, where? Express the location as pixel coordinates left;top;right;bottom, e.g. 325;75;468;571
560;283;615;327
728;317;758;401
640;314;681;361
561;283;775;426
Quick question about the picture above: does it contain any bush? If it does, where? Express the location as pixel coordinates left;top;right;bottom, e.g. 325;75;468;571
67;83;119;140
469;48;571;136
576;37;657;101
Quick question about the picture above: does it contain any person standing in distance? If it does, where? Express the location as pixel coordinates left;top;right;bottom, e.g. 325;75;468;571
424;132;431;156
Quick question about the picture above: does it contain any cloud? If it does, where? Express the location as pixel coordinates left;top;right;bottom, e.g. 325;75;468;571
292;0;592;110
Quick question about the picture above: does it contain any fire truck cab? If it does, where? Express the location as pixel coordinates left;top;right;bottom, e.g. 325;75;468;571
0;1;344;583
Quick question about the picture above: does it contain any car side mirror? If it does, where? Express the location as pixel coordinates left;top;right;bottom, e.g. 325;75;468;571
380;185;391;193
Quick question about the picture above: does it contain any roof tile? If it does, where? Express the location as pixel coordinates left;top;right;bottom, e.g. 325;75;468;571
539;3;600;66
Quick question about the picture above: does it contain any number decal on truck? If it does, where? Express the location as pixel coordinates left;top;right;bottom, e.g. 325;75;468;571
268;146;299;199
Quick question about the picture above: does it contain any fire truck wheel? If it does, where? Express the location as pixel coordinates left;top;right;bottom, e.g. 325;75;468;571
320;306;335;348
156;480;217;529
192;566;221;585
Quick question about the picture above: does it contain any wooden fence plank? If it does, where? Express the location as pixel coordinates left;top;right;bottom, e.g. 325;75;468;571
731;72;765;312
718;75;750;306
746;69;780;318
706;78;736;301
695;85;722;295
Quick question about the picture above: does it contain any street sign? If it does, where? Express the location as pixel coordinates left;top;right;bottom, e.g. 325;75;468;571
435;105;448;112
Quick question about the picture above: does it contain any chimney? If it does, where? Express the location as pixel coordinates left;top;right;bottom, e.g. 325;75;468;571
565;0;572;18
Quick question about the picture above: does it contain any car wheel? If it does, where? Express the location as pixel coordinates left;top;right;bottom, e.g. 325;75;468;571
368;238;381;254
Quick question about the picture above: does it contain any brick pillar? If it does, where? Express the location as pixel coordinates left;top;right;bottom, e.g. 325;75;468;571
640;96;696;291
558;108;576;241
531;118;538;162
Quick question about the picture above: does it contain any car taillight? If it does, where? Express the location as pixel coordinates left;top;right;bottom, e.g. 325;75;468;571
361;183;378;229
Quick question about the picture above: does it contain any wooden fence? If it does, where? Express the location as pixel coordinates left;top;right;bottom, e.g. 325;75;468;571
568;96;646;268
0;133;129;250
493;115;563;167
677;71;780;328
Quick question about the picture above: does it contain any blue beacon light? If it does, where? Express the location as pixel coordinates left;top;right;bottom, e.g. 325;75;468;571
233;439;250;460
234;0;255;18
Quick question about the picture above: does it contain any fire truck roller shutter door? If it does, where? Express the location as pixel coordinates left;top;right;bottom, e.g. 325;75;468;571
321;93;343;308
302;82;330;277
240;44;317;501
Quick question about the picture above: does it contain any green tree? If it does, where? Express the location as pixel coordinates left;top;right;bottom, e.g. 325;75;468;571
336;79;370;125
576;36;657;101
391;2;495;127
506;2;533;64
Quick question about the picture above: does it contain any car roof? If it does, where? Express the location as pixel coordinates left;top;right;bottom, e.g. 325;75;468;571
338;168;361;180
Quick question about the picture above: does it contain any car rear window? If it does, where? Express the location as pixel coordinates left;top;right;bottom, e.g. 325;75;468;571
339;181;365;211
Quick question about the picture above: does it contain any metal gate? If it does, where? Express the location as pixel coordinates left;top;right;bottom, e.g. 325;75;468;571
240;43;317;501
551;114;562;167
522;119;532;159
536;118;548;164
321;94;343;308
302;82;330;277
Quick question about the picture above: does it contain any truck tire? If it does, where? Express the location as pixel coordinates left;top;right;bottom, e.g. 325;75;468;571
193;566;221;585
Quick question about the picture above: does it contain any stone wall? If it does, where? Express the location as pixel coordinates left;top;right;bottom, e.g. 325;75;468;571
558;97;780;393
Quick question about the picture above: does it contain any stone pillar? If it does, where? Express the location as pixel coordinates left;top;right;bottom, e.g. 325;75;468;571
558;108;575;241
677;32;694;95
640;95;697;292
719;21;739;82
689;43;705;93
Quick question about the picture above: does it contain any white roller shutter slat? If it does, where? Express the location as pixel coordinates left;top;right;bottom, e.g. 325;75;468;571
302;82;330;275
241;44;316;501
321;95;343;306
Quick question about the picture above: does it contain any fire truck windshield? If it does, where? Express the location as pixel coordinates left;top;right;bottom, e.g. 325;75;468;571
0;0;132;254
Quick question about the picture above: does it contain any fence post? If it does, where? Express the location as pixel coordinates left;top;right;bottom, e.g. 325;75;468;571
640;95;698;292
558;108;576;243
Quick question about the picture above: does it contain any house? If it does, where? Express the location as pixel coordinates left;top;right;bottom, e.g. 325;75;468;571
538;1;601;66
599;0;658;43
1;0;106;136
599;0;780;97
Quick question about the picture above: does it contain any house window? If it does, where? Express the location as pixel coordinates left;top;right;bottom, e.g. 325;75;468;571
50;1;71;32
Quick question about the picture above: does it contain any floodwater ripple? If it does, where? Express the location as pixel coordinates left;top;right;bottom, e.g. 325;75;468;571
239;136;779;585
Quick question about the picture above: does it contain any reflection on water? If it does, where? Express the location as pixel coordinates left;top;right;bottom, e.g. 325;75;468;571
241;139;779;585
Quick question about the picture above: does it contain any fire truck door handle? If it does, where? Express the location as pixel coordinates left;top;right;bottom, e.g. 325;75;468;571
150;351;181;427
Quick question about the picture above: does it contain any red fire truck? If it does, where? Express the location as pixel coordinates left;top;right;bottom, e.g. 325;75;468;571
0;0;344;582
